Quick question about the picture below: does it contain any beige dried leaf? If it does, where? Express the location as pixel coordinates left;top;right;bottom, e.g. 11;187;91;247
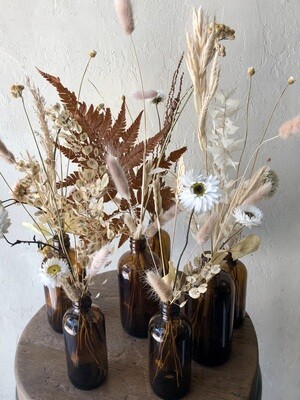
230;234;261;261
162;261;176;287
211;250;228;265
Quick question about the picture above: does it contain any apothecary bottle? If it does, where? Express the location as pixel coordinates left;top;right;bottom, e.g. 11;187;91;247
222;254;247;328
118;236;160;338
149;303;192;399
186;266;235;366
43;234;72;333
63;294;108;390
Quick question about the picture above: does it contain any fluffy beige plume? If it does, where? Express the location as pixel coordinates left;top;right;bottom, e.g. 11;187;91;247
242;182;272;205
132;90;157;100
279;116;300;139
0;138;16;164
27;78;55;176
196;213;218;244
186;9;220;153
236;166;267;207
146;270;173;303
114;0;135;35
145;205;178;238
106;153;130;200
87;245;112;277
59;276;80;302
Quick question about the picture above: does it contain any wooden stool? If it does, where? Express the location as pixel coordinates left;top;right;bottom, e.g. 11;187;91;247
15;271;262;399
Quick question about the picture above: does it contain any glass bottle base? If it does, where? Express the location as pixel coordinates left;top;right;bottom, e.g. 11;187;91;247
151;371;189;400
67;364;107;390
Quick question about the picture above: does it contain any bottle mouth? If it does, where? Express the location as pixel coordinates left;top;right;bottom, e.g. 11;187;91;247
74;293;92;309
161;302;180;319
130;235;146;251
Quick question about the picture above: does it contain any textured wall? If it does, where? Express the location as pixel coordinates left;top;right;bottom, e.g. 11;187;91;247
0;1;299;399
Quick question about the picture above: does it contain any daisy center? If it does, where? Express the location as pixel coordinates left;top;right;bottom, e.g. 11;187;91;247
47;264;61;276
191;182;206;197
245;211;255;219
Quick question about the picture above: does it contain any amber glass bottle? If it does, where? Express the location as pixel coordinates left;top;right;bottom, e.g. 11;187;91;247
222;254;247;328
43;235;72;333
118;236;160;338
149;303;192;400
63;294;108;390
186;269;235;366
148;229;171;275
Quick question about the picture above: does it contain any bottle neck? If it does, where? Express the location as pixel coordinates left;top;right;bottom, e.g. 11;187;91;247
130;236;146;254
73;293;92;311
224;252;237;270
53;234;70;252
161;303;180;322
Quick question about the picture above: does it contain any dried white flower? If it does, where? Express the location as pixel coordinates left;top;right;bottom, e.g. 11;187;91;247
39;257;70;288
179;170;221;214
232;205;263;228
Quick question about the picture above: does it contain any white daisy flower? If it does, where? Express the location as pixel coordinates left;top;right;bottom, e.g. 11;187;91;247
39;257;70;288
0;202;11;238
179;170;221;214
232;205;263;228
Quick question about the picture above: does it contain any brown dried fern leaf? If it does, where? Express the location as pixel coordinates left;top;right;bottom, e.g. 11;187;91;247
37;69;78;114
118;111;143;154
109;98;127;145
167;146;187;162
120;125;170;172
57;171;80;189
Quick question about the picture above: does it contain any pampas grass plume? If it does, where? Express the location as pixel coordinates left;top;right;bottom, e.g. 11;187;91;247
146;270;173;303
279;116;300;139
114;0;135;35
196;213;218;244
132;90;157;100
88;245;112;277
106;153;130;200
242;182;272;205
0;138;16;164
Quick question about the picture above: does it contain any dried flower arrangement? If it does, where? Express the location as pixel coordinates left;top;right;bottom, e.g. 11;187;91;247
144;7;297;311
0;75;125;301
0;0;298;396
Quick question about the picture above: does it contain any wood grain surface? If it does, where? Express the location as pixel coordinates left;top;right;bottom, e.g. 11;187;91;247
15;271;260;400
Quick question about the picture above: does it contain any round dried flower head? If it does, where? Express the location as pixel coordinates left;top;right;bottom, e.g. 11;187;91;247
179;170;221;214
262;169;279;198
39;257;70;288
150;91;166;105
12;180;31;202
247;67;255;76
232;205;263;228
288;77;295;85
188;283;208;299
11;84;25;98
89;50;97;58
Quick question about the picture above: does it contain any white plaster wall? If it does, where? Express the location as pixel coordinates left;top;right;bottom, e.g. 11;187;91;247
0;1;299;399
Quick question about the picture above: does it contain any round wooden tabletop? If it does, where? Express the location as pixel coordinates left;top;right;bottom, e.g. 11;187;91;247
15;271;261;400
